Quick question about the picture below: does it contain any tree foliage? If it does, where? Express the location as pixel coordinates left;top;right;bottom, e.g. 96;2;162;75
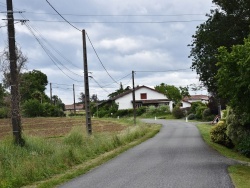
155;83;183;104
108;83;130;99
0;46;28;87
19;70;48;103
189;0;250;95
216;37;250;123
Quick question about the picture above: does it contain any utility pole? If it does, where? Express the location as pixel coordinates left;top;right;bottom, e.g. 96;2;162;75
132;71;136;125
82;29;92;135
73;84;76;114
50;83;52;104
6;0;24;146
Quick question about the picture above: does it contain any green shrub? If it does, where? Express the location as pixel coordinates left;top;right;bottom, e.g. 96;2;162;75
190;101;206;114
158;105;171;114
0;107;9;118
22;100;65;117
195;106;207;120
147;105;157;114
237;136;250;157
210;121;234;148
187;113;195;120
136;106;147;116
22;99;43;117
172;107;184;119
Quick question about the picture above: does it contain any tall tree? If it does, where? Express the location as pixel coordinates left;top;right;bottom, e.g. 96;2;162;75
0;46;28;87
216;37;250;123
78;92;85;104
155;83;182;104
90;94;98;102
0;83;7;106
19;70;48;103
189;0;250;95
108;83;130;99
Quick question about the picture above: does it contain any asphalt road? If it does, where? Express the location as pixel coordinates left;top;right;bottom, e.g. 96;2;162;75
59;119;235;188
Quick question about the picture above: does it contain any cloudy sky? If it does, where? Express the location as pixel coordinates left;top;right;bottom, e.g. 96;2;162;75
0;0;213;104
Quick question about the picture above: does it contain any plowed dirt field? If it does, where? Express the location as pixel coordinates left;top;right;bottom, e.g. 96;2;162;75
0;117;125;140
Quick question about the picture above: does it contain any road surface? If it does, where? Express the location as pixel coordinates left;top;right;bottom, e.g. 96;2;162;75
59;119;235;188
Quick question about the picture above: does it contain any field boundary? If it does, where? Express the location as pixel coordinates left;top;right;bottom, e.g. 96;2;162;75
22;125;161;188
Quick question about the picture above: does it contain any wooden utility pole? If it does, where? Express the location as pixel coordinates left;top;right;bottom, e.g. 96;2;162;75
50;83;52;104
73;84;76;114
82;30;92;135
132;71;136;125
6;0;24;145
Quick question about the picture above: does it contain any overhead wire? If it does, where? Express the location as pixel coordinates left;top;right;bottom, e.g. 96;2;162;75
135;68;191;72
24;22;83;83
19;13;82;70
23;19;206;24
45;0;81;32
44;0;120;88
86;32;119;85
18;12;84;79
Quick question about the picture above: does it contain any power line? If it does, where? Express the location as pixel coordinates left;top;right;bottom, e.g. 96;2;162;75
135;68;190;72
89;76;110;94
25;19;206;24
86;32;119;85
24;22;83;83
45;0;81;32
19;11;207;17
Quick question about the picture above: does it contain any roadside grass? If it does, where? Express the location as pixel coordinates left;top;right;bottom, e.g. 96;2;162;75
196;123;250;188
0;119;161;188
228;165;250;188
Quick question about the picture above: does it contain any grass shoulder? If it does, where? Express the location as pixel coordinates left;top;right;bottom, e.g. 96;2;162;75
196;123;250;188
0;118;161;188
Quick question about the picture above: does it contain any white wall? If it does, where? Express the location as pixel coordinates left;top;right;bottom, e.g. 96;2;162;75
115;87;170;110
181;101;191;108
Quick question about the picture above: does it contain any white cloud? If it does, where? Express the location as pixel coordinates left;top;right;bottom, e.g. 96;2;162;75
0;0;213;104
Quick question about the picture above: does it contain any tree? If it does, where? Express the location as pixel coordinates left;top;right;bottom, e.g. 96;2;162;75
0;83;7;106
90;94;98;102
155;83;182;104
179;86;190;98
78;92;85;104
0;46;28;87
108;83;130;99
189;0;250;95
216;37;250;123
19;70;48;103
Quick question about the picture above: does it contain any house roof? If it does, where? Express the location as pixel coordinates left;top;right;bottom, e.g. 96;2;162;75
109;85;166;101
65;103;84;110
183;95;209;102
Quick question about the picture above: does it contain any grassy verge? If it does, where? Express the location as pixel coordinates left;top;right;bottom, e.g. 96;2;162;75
0;120;161;188
196;123;250;188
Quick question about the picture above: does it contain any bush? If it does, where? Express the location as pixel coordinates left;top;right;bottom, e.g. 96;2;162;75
190;101;205;114
115;109;133;117
136;106;147;116
210;121;234;148
147;105;157;114
22;100;65;117
237;136;250;157
195;106;207;120
172;107;184;119
0;107;9;118
187;113;195;120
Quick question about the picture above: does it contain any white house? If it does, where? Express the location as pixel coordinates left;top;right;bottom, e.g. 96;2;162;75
181;95;209;109
108;85;174;111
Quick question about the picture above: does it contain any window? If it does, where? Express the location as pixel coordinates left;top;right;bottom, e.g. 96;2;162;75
140;93;147;99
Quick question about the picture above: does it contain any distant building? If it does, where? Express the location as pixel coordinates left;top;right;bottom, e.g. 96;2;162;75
64;103;84;112
181;95;209;108
106;85;174;111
